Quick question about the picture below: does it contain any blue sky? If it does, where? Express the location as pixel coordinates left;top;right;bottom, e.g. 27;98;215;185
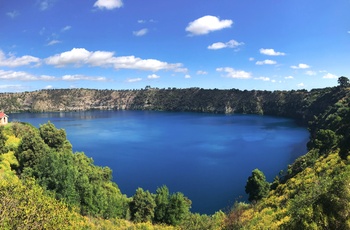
0;0;349;92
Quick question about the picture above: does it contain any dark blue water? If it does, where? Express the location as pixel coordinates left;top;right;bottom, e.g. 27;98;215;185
9;110;309;214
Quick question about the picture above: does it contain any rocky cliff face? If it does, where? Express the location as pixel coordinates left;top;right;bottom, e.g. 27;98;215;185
0;87;346;125
0;89;137;112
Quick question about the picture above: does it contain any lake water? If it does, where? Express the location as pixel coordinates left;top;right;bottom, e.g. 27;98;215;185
9;110;309;214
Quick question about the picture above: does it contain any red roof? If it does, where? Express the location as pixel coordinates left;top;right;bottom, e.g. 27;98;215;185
0;112;8;118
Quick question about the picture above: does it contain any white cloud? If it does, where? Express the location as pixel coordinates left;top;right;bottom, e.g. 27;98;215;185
138;19;155;24
249;57;255;61
126;78;142;83
45;48;185;72
6;10;19;19
208;39;244;50
61;26;72;32
45;48;92;67
88;50;115;66
0;70;55;81
255;59;276;65
148;74;160;79
285;76;294;79
47;40;61;46
186;15;233;36
196;70;208;75
216;67;252;79
112;56;183;71
254;77;270;81
185;74;191;79
94;0;123;10
323;73;338;79
0;51;40;67
259;48;285;56
133;28;148;36
45;85;54;89
291;63;310;69
38;0;55;11
297;83;305;88
305;70;317;76
62;74;107;81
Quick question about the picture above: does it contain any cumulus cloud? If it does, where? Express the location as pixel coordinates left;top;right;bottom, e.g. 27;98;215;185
133;28;148;36
126;78;142;83
249;57;255;61
94;0;123;10
112;56;183;71
305;70;317;76
148;74;160;79
291;63;310;69
0;70;55;81
0;51;40;67
62;74;107;81
208;39;244;50
259;48;285;56
45;48;92;67
297;83;305;88
186;15;233;36
285;76;294;79
45;48;185;72
255;59;276;65
323;73;338;79
38;0;55;11
216;67;252;79
185;74;191;79
196;70;208;75
254;77;270;81
6;10;20;19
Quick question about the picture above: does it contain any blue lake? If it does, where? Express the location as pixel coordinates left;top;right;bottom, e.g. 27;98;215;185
9;110;309;214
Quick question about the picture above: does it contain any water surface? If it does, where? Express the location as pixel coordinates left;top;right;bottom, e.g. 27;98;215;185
10;110;309;214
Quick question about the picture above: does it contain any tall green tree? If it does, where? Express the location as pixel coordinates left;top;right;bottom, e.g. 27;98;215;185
166;192;192;226
338;76;350;87
154;185;170;223
39;121;67;150
130;188;156;223
34;150;80;206
0;126;8;154
245;169;270;202
311;129;340;154
15;129;49;173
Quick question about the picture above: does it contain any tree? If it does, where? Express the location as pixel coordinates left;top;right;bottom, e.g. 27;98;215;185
245;169;270;202
15;129;49;172
311;129;340;154
166;192;192;225
154;185;170;223
39;122;67;150
0;126;8;154
130;188;156;223
338;76;349;88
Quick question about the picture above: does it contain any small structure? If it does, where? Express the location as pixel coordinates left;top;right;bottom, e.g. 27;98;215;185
0;112;8;125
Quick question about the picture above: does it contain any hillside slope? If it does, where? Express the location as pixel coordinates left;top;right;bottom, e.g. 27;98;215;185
0;86;347;124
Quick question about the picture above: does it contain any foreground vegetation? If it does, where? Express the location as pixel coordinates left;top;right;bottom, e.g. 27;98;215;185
1;77;350;229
